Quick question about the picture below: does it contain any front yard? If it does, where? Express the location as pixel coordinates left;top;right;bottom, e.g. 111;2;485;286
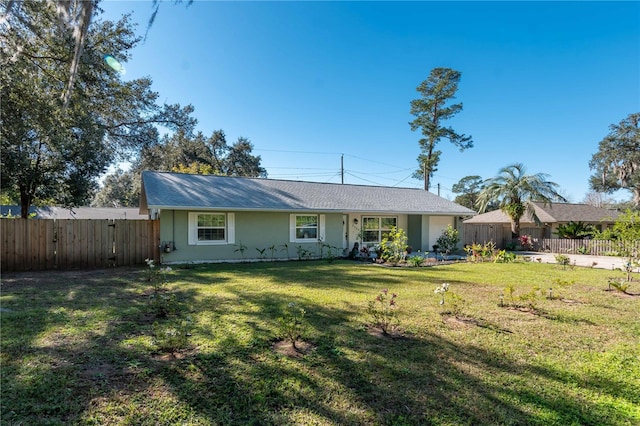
1;260;639;425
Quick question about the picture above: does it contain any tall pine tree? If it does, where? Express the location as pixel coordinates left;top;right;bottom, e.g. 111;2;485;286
409;68;473;190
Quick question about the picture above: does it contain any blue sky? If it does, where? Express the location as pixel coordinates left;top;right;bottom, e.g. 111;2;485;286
100;1;639;202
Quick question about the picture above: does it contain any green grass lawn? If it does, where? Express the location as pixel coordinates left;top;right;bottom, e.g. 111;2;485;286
1;260;639;425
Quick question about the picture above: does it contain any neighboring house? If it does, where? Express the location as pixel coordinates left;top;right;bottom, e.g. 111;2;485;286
463;202;620;246
1;205;148;220
139;171;476;263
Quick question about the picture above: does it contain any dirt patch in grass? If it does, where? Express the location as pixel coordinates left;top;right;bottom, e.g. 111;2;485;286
560;298;584;304
603;288;640;297
365;325;407;339
272;340;315;358
442;315;478;328
153;348;198;362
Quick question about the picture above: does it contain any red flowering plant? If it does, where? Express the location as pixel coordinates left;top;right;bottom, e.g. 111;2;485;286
518;234;533;250
367;289;398;334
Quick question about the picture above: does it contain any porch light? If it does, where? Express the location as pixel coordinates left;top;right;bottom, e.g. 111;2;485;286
353;218;358;225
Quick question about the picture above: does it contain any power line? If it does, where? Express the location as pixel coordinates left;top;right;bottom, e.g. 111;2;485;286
392;172;415;187
343;153;410;171
254;148;342;156
258;147;465;190
267;172;339;178
256;148;409;172
343;171;385;186
263;166;336;171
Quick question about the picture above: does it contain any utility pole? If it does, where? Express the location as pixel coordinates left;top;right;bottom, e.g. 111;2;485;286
341;154;344;184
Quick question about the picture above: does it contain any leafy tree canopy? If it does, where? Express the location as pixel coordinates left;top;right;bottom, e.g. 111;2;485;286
1;1;195;217
409;68;473;190
451;175;499;211
589;113;640;208
92;130;266;207
593;209;640;269
91;168;139;208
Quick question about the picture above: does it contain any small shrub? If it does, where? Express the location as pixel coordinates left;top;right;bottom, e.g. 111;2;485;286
623;260;638;283
279;243;291;260
149;291;179;318
504;282;516;304
465;241;497;262
278;302;307;349
555;254;571;269
268;244;277;260
608;278;630;294
576;246;589;255
296;245;313;260
321;243;337;263
380;227;408;265
367;289;398;334
494;249;516;263
464;243;482;262
407;255;424;267
448;292;468;317
256;247;267;259
144;260;178;318
435;283;467;316
548;278;575;300
144;258;163;283
436;225;459;255
234;241;248;259
518;234;533;250
519;285;541;309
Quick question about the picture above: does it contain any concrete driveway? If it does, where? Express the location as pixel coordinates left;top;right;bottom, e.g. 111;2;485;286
518;251;637;272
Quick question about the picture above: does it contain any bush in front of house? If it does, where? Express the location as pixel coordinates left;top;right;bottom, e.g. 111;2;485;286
436;225;459;255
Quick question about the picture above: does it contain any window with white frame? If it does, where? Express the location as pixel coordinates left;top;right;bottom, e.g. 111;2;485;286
188;212;235;245
290;214;325;242
362;216;397;244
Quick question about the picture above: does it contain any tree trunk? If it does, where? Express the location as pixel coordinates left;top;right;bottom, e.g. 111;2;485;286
424;142;434;191
511;218;520;238
20;190;31;219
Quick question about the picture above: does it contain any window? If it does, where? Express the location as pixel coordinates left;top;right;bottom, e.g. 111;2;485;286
296;215;317;239
290;214;325;242
188;212;235;245
362;216;397;244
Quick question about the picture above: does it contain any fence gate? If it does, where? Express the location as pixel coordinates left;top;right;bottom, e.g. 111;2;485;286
1;219;160;273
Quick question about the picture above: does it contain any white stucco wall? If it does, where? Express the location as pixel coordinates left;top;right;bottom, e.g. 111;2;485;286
427;216;455;250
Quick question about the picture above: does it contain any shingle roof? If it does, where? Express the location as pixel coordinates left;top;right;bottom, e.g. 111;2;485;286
1;206;147;219
140;171;476;215
464;202;620;224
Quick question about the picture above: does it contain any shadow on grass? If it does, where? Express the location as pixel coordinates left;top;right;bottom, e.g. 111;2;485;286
1;263;638;425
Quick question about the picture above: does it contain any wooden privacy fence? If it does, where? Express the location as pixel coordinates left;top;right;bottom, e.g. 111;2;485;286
1;219;160;272
533;238;639;256
463;224;506;248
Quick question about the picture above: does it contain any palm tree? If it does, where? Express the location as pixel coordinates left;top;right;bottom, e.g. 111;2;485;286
476;163;567;237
